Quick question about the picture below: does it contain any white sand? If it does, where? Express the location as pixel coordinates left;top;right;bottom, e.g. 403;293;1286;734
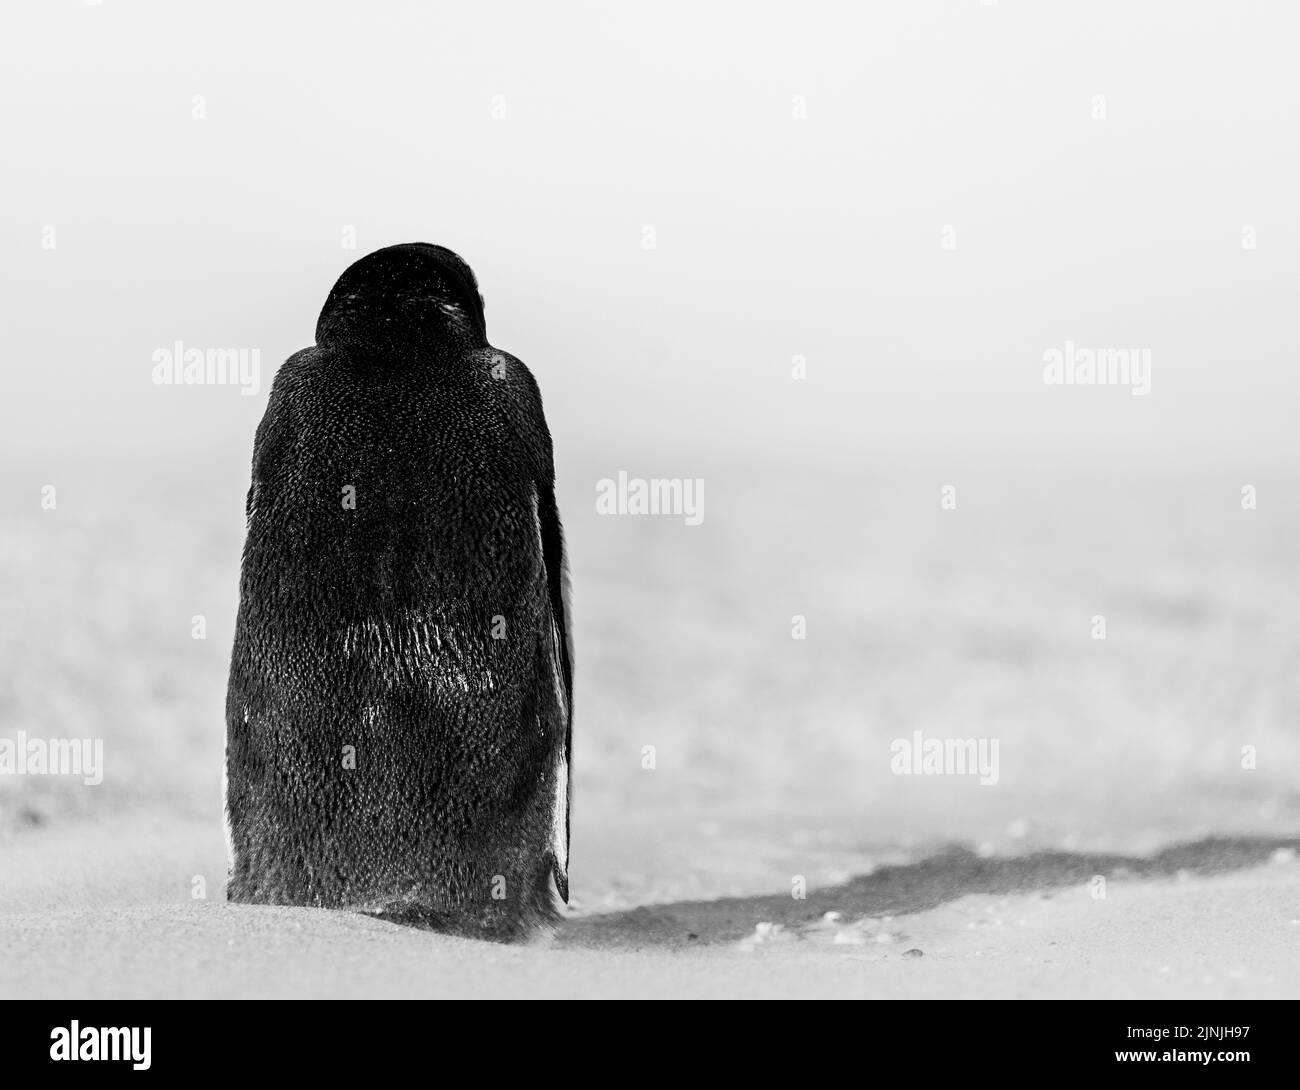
3;456;1299;998
2;817;1296;999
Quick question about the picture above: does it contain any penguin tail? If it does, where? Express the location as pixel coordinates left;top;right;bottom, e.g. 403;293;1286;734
551;856;569;904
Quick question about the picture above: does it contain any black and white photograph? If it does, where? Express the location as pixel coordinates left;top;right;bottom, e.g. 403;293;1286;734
1;0;1297;1054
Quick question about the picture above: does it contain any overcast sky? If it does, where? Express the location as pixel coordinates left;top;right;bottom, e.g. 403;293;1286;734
2;1;1296;468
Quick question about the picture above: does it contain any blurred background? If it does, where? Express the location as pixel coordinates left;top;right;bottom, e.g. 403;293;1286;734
1;1;1298;912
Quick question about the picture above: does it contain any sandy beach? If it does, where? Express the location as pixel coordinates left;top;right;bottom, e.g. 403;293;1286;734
3;815;1298;999
3;453;1298;999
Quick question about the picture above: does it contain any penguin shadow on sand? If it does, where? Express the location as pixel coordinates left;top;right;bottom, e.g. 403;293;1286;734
547;835;1300;950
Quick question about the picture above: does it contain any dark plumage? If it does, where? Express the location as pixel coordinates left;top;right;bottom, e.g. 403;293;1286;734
224;243;572;939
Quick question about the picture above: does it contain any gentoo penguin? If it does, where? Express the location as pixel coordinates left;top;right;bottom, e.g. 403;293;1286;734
224;242;572;939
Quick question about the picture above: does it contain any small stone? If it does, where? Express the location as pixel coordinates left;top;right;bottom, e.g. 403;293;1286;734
745;921;792;945
902;948;924;959
18;806;46;828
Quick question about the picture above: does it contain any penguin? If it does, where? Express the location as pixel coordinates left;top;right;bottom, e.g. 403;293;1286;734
224;242;572;939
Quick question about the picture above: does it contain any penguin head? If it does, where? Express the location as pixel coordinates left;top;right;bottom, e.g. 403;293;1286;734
316;243;488;350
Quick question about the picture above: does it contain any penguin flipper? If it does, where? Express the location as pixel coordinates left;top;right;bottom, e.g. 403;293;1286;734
536;481;573;902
